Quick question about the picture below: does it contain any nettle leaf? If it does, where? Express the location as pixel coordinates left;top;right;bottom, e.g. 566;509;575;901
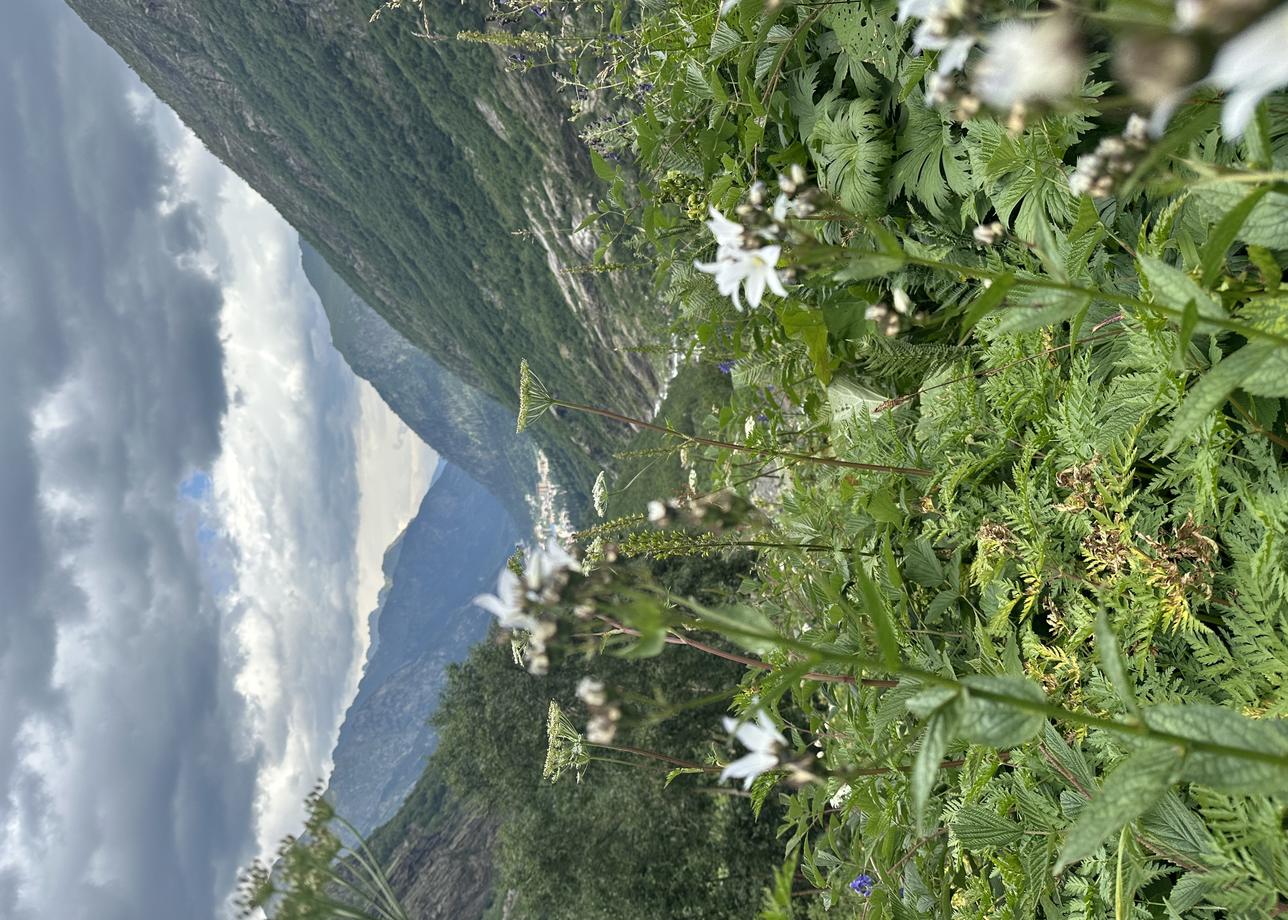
708;20;741;59
1198;185;1271;286
904;538;944;588
1138;254;1224;322
1165;344;1274;451
809;98;893;217
912;702;959;832
1144;703;1288;794
978;124;1075;241
1055;743;1184;873
952;804;1025;849
1041;723;1097;794
958;674;1046;748
1191;180;1288;249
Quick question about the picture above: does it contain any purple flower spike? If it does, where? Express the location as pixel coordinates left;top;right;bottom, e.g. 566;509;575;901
849;874;874;897
717;360;735;374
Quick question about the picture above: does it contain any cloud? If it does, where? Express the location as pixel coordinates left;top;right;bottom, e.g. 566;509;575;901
0;4;431;918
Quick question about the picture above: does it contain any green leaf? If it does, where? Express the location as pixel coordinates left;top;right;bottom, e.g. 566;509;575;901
1165;344;1274;451
1054;743;1184;874
1138;254;1224;322
958;674;1046;748
808;98;892;217
589;149;617;183
853;563;899;668
778;304;833;384
960;274;1017;336
952;804;1025;850
1095;610;1140;719
1198;186;1270;287
1143;703;1288;793
1191;181;1288;249
1041;722;1097;794
837;251;905;280
912;705;958;832
904;538;944;588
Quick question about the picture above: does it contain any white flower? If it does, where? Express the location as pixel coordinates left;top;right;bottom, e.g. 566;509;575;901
473;539;579;630
1206;5;1288;138
744;415;756;437
913;23;975;75
892;286;913;316
718;0;738;17
720;710;787;789
971;18;1084;110
577;677;607;707
704;206;744;249
648;500;669;523
695;206;789;310
473;569;537;632
829;783;853;808
695;243;788;311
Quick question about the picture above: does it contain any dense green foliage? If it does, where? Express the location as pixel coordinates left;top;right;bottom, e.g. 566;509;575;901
428;556;782;920
245;0;1288;915
443;0;1288;915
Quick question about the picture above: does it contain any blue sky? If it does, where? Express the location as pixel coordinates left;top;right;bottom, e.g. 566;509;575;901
0;3;435;918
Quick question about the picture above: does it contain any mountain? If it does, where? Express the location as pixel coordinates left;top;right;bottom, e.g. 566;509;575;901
67;0;662;504
327;461;518;834
301;242;539;528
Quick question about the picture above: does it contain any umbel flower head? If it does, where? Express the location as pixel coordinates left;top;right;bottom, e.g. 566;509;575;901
543;700;590;783
516;358;555;432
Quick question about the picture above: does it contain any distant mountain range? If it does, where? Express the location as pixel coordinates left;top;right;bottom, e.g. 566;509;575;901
301;243;539;529
326;460;517;835
68;0;661;507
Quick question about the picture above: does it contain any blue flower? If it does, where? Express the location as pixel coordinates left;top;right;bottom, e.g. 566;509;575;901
717;360;735;374
849;874;874;897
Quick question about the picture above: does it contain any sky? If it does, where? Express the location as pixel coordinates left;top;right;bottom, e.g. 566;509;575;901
0;3;437;918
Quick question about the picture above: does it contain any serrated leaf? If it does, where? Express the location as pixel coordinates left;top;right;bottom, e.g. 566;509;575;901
958;674;1046;748
1055;743;1184;873
906;684;959;719
708;20;741;59
1198;185;1270;287
1095;610;1140;718
1143;703;1288;793
952;804;1024;849
904;539;944;588
913;705;958;832
853;563;899;668
1138;253;1223;321
1165;344;1274;451
1041;722;1097;794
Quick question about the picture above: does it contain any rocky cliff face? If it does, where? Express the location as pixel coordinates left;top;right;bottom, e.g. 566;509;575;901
327;462;517;834
68;0;660;503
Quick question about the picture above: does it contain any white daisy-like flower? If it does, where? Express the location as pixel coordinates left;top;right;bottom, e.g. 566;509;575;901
1205;5;1288;138
971;17;1084;110
720;710;787;789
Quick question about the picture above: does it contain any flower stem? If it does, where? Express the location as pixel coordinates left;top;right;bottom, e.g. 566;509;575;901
552;399;933;476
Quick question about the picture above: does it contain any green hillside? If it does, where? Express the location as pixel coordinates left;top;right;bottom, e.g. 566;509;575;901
68;0;662;500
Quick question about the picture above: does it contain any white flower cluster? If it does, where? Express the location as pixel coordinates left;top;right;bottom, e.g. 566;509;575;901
694;167;812;311
1069;114;1151;198
576;677;622;743
473;539;580;674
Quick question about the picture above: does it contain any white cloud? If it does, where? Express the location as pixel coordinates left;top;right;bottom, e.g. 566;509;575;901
0;5;437;917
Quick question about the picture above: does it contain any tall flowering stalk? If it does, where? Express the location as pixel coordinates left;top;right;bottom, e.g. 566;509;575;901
516;360;932;477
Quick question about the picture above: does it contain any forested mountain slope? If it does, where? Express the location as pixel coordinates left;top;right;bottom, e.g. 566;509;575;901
301;242;539;527
68;0;661;501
